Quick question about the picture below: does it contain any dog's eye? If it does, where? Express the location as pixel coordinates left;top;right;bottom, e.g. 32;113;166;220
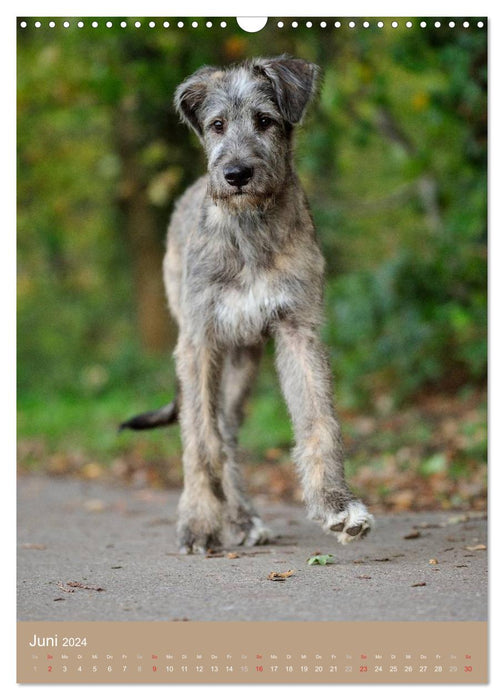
211;120;225;133
257;114;273;130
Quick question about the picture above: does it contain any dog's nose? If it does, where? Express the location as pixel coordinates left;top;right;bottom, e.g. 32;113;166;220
224;164;254;188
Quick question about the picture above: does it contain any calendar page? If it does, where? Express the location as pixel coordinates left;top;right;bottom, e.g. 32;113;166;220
16;14;488;684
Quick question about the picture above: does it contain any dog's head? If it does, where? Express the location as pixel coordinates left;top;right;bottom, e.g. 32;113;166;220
175;56;320;210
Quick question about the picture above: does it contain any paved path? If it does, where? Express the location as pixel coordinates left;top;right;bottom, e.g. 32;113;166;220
17;475;487;622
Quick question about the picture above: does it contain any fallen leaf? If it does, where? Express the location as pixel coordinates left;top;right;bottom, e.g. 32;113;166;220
445;514;471;525
357;575;372;580
82;462;103;479
307;554;334;566
404;530;421;540
21;543;46;550
53;597;65;602
390;489;415;510
429;558;439;565
56;582;74;593
264;447;283;461
226;552;240;559
411;582;427;587
147;517;175;527
66;581;105;592
268;569;294;581
465;544;486;551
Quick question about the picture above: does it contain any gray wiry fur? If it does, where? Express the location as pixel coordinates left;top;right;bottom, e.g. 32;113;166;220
164;56;374;553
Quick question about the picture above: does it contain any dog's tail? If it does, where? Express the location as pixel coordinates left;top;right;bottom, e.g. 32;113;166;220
119;395;179;432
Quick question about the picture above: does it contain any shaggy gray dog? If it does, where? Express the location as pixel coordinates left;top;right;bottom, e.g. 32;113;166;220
122;56;374;553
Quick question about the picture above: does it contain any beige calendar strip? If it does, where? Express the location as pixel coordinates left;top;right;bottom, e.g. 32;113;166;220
17;621;487;683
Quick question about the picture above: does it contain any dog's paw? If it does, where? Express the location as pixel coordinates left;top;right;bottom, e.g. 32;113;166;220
242;516;273;546
177;525;222;555
323;500;374;544
227;514;273;546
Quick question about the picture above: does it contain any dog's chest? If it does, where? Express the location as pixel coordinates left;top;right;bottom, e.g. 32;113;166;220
214;272;290;340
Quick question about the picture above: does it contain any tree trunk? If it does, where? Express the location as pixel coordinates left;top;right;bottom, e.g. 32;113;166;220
116;97;177;354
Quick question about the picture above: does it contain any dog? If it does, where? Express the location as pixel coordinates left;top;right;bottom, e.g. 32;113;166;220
121;56;374;553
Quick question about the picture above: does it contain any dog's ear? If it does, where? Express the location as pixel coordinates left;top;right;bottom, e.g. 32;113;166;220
174;66;220;137
254;56;320;125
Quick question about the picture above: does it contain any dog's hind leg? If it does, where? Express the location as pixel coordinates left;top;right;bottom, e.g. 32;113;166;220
218;344;272;546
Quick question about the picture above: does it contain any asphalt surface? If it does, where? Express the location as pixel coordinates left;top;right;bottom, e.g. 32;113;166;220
17;474;487;622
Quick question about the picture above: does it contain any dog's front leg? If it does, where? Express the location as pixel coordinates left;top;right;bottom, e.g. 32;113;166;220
274;319;374;543
218;345;272;546
174;333;226;553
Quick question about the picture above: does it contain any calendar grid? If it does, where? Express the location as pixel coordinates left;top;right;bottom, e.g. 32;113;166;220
18;621;487;683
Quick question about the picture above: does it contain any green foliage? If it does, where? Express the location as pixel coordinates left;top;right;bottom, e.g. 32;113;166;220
18;386;183;467
324;243;486;405
307;554;335;566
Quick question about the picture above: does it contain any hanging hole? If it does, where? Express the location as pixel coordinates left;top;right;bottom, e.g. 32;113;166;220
236;17;268;33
